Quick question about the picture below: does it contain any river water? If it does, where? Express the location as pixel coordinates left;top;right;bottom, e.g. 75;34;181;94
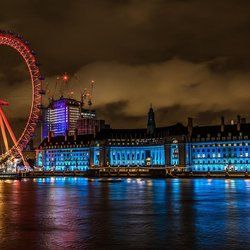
0;178;249;249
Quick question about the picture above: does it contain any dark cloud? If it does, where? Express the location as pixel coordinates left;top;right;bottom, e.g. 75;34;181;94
96;100;145;128
156;104;249;127
1;0;250;140
2;0;250;70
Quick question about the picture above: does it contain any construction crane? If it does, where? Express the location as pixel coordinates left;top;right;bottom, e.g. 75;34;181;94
80;88;88;110
46;72;72;101
88;80;95;110
60;72;70;97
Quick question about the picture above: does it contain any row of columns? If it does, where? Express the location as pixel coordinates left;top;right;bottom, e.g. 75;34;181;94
91;146;167;167
37;142;187;169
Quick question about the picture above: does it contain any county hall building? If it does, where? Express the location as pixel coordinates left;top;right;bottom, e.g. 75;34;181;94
36;97;250;172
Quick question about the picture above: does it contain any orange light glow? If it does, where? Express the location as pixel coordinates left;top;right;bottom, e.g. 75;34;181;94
62;73;69;82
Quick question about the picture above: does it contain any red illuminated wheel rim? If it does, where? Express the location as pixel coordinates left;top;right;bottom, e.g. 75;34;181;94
0;31;43;162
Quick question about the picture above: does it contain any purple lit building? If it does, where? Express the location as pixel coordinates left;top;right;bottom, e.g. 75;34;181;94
42;97;81;139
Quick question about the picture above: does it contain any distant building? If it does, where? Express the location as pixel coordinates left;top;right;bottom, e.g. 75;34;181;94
76;109;96;135
43;97;109;139
76;108;109;135
42;97;81;139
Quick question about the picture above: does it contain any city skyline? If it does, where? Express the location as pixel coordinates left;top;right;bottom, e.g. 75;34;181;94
0;2;250;250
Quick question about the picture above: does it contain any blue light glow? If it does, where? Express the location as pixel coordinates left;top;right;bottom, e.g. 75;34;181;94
41;147;90;171
108;145;165;166
188;140;250;172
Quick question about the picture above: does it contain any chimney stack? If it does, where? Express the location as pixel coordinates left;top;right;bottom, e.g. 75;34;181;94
241;117;246;124
65;130;69;142
220;116;225;132
74;129;78;141
48;131;54;143
237;115;241;131
188;117;193;135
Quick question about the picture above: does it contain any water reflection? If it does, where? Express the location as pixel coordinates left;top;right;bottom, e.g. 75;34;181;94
0;178;249;249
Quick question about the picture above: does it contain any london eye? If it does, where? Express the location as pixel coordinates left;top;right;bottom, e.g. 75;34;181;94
0;31;44;170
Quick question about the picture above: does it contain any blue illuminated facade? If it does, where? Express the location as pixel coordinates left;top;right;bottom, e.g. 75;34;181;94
37;148;90;171
36;134;250;172
36;134;93;171
36;123;184;171
170;143;179;166
185;118;250;172
109;145;165;166
186;141;250;172
36;106;250;173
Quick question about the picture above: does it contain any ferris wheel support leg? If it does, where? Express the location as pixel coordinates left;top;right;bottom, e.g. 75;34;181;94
0;108;29;168
0;112;9;152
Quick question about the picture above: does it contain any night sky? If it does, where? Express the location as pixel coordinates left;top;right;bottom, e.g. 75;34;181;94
1;0;250;134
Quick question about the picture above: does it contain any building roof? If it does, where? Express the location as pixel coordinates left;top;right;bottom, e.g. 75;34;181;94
39;134;94;148
191;123;250;139
96;123;188;140
48;97;81;109
39;120;250;149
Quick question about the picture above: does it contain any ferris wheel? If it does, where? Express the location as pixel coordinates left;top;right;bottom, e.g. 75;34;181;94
0;31;44;166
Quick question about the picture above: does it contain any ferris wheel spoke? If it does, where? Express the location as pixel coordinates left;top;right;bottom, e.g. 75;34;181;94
0;31;43;168
0;112;9;152
0;107;18;147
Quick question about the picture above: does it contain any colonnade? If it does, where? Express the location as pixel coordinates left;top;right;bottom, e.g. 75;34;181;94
109;146;165;166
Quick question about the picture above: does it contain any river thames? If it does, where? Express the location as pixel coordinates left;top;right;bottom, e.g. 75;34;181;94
0;178;249;249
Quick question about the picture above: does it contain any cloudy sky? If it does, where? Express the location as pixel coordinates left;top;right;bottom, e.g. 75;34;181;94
1;0;250;137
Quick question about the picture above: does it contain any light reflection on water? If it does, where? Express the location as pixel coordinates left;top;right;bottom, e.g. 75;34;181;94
0;178;249;249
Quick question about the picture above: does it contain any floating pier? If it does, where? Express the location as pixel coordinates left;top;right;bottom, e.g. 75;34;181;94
0;173;22;180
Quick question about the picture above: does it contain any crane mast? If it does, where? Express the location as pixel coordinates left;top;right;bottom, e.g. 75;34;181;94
88;80;94;111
